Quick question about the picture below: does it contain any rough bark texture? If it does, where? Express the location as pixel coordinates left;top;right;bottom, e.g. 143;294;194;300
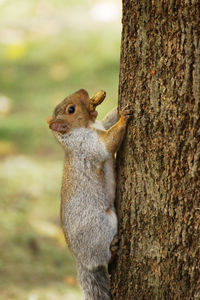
109;1;200;299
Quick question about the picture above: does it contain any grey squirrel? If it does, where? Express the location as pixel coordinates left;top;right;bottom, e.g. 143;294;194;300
47;89;132;300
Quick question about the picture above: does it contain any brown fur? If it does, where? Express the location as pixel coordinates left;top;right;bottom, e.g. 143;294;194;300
98;114;128;154
47;89;97;133
60;152;74;252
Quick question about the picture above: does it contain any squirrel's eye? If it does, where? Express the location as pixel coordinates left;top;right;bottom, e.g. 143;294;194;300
67;105;76;114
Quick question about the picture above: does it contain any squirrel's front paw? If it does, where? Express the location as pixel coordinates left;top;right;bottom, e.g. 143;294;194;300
120;105;133;122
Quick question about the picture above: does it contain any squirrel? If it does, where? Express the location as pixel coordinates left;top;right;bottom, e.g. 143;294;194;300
47;89;132;300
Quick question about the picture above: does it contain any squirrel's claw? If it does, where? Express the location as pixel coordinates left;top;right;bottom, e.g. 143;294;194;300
120;104;133;121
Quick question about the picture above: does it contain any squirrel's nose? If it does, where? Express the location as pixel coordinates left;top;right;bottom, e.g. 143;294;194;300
49;120;69;133
46;116;53;124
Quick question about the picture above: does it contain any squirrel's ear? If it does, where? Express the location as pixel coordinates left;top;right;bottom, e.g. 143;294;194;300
75;89;90;109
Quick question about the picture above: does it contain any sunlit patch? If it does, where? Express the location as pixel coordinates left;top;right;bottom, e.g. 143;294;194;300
5;43;27;60
0;94;11;116
90;1;120;23
30;218;66;247
0;29;26;45
0;0;7;5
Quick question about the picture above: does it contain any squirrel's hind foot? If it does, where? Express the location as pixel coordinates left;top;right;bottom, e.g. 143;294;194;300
109;234;119;264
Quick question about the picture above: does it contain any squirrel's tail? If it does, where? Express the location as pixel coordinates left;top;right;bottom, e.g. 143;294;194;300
78;263;111;300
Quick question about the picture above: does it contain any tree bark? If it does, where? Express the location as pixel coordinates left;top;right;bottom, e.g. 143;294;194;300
109;1;200;299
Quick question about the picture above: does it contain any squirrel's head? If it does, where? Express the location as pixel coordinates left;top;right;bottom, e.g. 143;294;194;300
47;89;98;135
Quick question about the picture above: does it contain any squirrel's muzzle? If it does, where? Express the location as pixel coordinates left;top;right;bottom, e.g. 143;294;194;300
48;118;69;133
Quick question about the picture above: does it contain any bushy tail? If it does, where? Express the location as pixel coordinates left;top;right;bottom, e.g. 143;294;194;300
78;263;111;300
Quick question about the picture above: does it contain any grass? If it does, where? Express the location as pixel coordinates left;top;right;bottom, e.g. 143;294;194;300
0;0;121;298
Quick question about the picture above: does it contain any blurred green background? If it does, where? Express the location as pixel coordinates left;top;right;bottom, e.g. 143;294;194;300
0;0;121;299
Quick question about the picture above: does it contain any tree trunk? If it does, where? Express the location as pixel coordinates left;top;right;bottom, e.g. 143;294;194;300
109;1;200;299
